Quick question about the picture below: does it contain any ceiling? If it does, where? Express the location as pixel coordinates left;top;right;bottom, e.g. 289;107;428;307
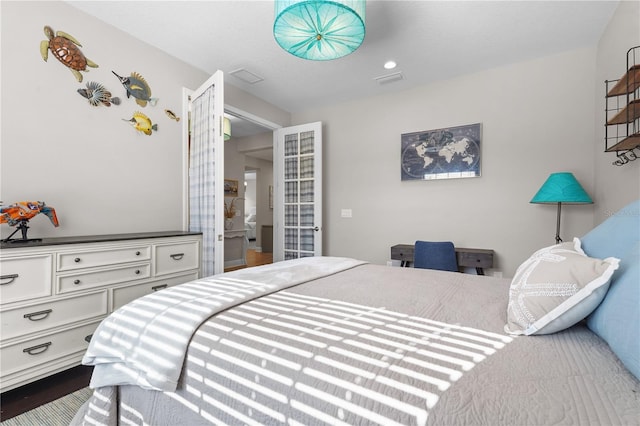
66;1;618;114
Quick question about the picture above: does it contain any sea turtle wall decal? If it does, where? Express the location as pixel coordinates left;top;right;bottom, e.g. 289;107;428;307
40;25;98;82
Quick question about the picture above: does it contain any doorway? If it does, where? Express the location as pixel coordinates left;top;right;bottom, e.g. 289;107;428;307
223;108;279;270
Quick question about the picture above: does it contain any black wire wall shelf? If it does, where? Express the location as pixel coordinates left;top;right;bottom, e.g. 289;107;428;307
605;46;640;166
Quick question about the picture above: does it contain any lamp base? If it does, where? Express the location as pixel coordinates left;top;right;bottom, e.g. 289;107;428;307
554;202;563;245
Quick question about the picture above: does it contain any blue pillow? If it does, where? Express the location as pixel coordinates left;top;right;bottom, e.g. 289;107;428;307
581;199;640;260
586;243;640;380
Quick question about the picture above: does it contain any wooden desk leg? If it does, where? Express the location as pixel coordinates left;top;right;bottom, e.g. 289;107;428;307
476;267;484;275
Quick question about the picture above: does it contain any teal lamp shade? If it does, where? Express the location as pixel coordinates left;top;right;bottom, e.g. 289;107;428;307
531;172;593;244
274;0;365;61
530;172;593;204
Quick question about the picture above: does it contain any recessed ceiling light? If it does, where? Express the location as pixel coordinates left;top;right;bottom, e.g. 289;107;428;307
384;60;397;70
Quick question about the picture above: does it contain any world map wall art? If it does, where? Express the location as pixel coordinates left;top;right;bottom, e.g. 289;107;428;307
401;123;482;181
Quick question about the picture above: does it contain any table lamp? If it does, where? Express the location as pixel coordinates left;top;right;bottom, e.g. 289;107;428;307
530;172;593;244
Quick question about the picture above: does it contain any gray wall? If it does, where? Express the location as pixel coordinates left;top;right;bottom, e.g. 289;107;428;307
3;1;637;278
293;36;637;276
0;1;288;240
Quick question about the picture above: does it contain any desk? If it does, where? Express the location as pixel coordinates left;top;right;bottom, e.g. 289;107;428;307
391;244;494;275
261;225;273;253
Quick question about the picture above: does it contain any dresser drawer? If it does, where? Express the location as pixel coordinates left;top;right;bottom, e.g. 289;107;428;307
154;241;200;276
456;249;494;269
112;272;199;311
58;245;151;272
0;255;53;305
57;263;150;294
0;321;99;377
1;290;107;340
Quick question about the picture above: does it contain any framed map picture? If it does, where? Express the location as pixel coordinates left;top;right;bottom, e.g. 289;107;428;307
401;123;481;181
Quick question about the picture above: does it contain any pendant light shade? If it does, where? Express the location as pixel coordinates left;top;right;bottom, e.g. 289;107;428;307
274;0;365;61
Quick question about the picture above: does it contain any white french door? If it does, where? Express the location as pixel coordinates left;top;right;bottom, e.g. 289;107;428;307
188;70;225;275
274;122;323;262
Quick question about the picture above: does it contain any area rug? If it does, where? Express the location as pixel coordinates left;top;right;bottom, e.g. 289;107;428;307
1;387;92;426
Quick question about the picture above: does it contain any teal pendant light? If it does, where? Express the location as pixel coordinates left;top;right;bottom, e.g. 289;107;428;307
274;0;366;61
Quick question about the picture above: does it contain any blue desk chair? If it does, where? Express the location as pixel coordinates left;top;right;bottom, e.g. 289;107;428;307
413;241;458;272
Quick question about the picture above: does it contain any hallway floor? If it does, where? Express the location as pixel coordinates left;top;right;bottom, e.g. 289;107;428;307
225;249;272;272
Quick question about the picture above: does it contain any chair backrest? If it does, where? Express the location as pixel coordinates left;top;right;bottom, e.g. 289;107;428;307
413;241;458;272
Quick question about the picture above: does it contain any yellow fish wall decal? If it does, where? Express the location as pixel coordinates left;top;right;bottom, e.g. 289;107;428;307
123;111;158;136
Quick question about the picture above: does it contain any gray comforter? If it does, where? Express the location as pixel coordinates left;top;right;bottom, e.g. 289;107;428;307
72;260;640;425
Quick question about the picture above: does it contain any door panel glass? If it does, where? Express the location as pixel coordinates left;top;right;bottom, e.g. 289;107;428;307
285;205;298;226
300;181;314;203
300;229;314;252
300;205;313;226
285;182;298;203
285;228;298;252
285;158;298;179
285;135;298;155
300;132;314;154
300;157;313;179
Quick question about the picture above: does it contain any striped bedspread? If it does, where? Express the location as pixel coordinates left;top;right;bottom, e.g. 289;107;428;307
83;256;367;391
73;260;640;426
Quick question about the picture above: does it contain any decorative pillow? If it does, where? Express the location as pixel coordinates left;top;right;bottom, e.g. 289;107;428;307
581;199;640;260
505;238;619;336
587;243;640;380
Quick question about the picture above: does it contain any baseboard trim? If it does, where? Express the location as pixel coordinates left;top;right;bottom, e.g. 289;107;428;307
224;260;246;268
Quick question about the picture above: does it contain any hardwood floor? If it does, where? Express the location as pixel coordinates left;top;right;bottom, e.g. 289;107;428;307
0;365;93;421
225;248;273;272
2;250;272;421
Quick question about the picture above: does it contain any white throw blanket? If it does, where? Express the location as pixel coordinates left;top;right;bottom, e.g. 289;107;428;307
83;257;367;391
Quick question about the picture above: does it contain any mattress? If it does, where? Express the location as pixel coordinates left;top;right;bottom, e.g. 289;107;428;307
245;221;256;240
72;260;640;425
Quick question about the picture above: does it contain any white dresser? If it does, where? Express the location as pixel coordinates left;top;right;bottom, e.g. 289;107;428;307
0;231;202;392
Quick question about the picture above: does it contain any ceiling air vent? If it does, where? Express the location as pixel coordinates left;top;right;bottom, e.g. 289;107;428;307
373;71;404;85
229;68;264;84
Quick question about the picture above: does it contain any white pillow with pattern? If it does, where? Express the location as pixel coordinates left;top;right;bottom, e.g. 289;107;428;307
505;238;619;335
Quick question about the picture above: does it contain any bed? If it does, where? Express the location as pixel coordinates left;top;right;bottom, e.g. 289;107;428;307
245;214;257;240
72;200;640;426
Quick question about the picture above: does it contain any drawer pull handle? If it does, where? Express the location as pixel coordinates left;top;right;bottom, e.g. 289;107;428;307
152;284;168;292
170;253;185;261
74;279;81;285
136;251;141;256
24;309;53;321
0;274;19;285
74;257;81;263
23;342;52;355
135;270;141;275
85;334;93;343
